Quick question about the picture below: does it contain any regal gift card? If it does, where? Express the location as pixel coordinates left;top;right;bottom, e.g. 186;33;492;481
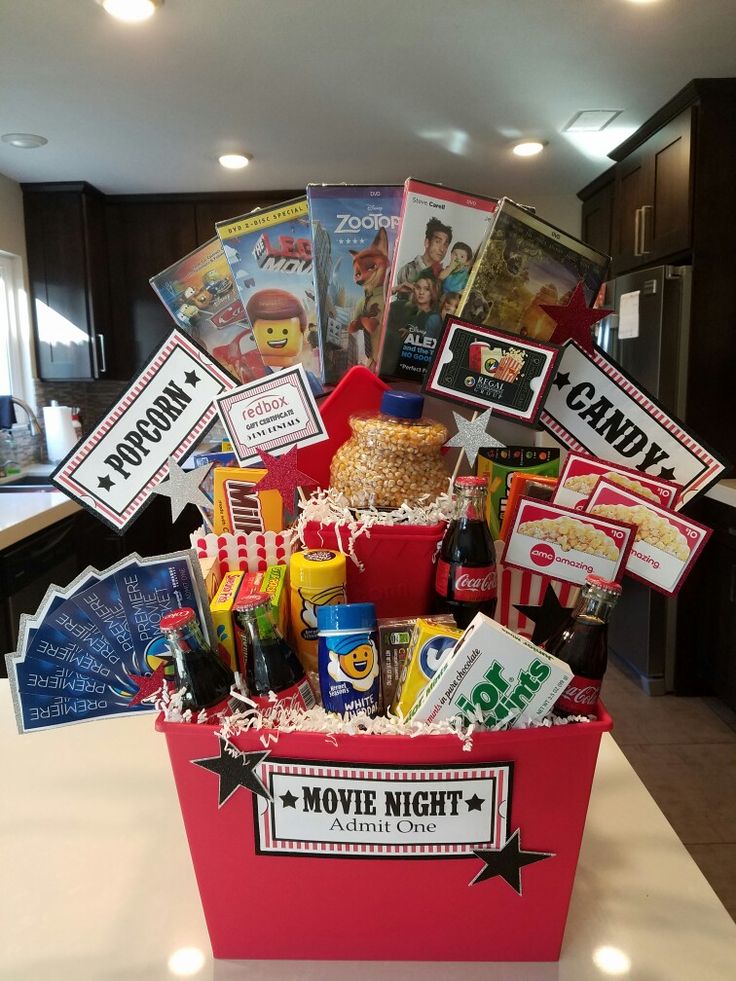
423;317;560;424
215;363;328;467
584;478;712;596
552;451;680;512
501;496;635;586
51;329;237;533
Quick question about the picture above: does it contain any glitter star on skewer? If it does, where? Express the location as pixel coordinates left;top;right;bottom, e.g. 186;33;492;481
152;456;212;522
444;409;505;468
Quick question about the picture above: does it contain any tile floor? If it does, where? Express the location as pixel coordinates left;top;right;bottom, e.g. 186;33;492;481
604;659;736;922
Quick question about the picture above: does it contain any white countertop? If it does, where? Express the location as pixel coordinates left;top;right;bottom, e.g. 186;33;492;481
706;478;736;510
0;683;734;980
0;465;81;550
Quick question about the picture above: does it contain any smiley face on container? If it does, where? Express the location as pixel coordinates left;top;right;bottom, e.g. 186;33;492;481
338;641;375;681
326;634;379;692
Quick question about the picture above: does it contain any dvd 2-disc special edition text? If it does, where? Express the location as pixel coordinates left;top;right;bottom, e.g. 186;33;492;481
377;179;497;383
458;198;610;341
307;184;403;385
216;198;324;396
149;238;266;385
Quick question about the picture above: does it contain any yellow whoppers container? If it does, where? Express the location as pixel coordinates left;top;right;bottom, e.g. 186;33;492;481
289;550;347;673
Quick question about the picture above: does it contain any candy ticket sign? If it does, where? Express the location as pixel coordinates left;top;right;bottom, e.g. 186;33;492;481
253;759;512;857
540;340;727;505
51;330;236;532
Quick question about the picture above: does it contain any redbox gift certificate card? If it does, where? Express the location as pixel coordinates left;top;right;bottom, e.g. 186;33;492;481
540;339;727;506
422;317;560;424
51;329;237;533
501;496;635;586
215;363;328;466
552;450;680;512
584;478;712;596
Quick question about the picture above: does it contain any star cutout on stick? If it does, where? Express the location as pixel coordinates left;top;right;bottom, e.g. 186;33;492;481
540;282;612;354
469;829;554;893
184;370;201;387
514;583;576;647
256;445;318;514
279;790;299;809
444;409;505;468
192;739;272;807
552;370;570;391
128;661;169;706
152;456;212;522
97;474;114;492
465;794;485;812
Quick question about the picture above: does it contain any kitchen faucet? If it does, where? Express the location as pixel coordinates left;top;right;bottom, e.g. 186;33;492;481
10;397;43;436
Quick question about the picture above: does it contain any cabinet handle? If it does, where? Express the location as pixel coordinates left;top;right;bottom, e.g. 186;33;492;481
97;333;107;374
633;207;643;256
640;205;653;255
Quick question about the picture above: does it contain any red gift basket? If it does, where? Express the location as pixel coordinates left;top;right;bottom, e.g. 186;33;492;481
157;702;612;962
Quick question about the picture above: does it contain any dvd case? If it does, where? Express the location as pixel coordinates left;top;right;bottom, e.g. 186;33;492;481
458;197;611;340
307;184;403;385
216;197;324;396
149;238;266;385
376;179;497;383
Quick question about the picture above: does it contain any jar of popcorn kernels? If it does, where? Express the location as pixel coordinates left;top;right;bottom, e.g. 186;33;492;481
330;390;449;509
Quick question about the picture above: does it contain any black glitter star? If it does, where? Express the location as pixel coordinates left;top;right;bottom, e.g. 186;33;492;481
279;789;299;809
465;794;484;812
514;584;575;647
658;466;676;481
469;829;554;893
184;370;201;387
192;739;272;807
97;474;114;492
552;370;570;391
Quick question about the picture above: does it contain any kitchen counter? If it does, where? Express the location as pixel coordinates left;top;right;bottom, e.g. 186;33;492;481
0;488;81;550
1;683;734;980
706;478;736;510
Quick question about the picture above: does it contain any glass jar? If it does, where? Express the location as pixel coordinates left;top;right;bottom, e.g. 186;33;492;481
330;390;449;509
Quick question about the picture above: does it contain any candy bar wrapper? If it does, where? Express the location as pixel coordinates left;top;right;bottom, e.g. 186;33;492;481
476;446;560;540
407;613;572;729
584;478;712;596
553;450;681;512
191;529;295;575
210;571;245;671
391;618;464;717
212;466;284;534
495;562;580;640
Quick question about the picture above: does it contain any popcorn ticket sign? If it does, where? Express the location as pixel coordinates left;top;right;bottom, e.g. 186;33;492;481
422;317;560;424
552;450;680;512
540;339;727;506
51;329;237;533
215;363;328;467
584;478;712;597
252;757;512;857
501;497;636;587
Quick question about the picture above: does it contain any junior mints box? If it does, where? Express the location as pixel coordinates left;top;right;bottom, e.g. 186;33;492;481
407;613;572;728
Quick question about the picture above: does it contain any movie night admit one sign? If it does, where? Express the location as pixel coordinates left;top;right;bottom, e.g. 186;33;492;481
253;758;511;857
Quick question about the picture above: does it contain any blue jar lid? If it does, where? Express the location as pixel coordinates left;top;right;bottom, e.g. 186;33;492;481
380;390;424;420
317;602;376;632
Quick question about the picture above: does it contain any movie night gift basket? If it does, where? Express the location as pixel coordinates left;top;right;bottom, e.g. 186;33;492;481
7;184;727;963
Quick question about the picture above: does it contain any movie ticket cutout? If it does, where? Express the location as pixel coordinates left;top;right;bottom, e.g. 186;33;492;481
540;340;727;506
51;329;237;533
501;497;635;586
216;363;328;467
552;451;681;512
422;317;560;424
584;478;712;596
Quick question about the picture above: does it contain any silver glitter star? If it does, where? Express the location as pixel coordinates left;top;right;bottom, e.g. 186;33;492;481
444;409;505;467
152;456;212;522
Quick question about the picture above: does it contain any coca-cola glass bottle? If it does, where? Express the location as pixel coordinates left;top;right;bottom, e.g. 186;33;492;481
233;593;316;711
435;475;497;629
159;607;234;714
545;575;621;718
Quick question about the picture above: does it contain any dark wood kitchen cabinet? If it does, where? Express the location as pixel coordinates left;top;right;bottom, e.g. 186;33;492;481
22;182;113;380
580;167;615;256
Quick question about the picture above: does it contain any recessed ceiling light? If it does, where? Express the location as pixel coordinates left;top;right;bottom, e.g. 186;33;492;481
563;110;623;133
1;133;48;149
219;153;251;170
98;0;162;23
512;141;545;157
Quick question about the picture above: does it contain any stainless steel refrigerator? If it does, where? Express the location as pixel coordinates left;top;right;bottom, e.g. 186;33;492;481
595;264;692;694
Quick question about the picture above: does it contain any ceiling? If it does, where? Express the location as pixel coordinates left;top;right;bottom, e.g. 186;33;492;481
1;0;735;207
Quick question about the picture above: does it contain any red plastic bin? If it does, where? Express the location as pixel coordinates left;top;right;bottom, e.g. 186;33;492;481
157;703;612;962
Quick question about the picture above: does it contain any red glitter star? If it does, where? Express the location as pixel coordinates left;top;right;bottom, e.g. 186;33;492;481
540;281;612;353
256;445;318;514
128;661;169;706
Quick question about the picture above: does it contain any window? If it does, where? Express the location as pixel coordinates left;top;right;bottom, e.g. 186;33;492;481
0;251;34;407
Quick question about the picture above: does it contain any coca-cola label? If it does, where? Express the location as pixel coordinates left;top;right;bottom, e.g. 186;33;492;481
555;674;601;715
436;560;497;601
